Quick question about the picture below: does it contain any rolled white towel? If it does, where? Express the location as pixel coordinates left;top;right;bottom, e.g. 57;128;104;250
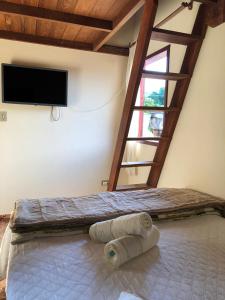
118;292;143;300
104;225;160;268
89;212;152;243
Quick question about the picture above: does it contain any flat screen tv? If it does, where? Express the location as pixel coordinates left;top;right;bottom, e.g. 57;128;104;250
2;64;68;106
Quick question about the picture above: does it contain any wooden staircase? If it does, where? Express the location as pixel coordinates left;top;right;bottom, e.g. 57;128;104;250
108;0;212;192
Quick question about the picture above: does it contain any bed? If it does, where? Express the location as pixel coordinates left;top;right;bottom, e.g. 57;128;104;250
1;188;225;300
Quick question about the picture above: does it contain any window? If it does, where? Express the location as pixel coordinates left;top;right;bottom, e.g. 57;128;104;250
128;46;170;139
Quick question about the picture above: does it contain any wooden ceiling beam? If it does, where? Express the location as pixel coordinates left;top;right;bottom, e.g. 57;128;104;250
98;44;129;56
0;30;129;56
0;1;113;32
94;0;145;51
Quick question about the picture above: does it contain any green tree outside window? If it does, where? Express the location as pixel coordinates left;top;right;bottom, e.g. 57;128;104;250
144;87;165;107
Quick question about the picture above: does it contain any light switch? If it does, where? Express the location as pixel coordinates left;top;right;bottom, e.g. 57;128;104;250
101;180;109;186
0;111;7;122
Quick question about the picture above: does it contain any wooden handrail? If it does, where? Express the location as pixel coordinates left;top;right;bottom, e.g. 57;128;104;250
155;1;194;28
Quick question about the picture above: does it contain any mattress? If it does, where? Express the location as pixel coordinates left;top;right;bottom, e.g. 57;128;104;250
6;214;225;300
10;188;225;233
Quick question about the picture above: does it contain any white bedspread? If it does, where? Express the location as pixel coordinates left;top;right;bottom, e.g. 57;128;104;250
5;214;225;300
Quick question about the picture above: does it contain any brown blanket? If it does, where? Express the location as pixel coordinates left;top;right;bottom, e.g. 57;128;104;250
10;188;225;233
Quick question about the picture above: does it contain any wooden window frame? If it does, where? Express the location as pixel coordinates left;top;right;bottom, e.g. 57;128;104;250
137;45;170;146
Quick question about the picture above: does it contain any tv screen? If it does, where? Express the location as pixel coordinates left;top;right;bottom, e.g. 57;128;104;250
2;64;68;106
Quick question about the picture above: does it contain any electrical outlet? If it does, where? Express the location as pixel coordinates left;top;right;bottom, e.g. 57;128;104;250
101;180;109;187
0;111;7;122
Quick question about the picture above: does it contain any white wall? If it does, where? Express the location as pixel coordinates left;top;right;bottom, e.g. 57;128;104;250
0;40;127;214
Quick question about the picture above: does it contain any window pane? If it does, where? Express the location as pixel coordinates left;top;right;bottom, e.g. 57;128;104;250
144;51;168;72
135;49;168;107
128;110;164;138
135;79;167;107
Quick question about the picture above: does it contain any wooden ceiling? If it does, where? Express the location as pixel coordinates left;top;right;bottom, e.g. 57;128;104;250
0;0;145;56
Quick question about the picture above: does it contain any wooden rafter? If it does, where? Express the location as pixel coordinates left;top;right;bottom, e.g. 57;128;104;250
147;4;208;187
0;30;129;56
0;0;149;56
108;0;158;191
0;1;113;32
94;0;145;51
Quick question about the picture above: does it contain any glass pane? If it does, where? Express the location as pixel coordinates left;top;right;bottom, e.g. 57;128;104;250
122;141;156;163
135;49;168;107
135;78;167;107
128;110;164;138
144;55;168;72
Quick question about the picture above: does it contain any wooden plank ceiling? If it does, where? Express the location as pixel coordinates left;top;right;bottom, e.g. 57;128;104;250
0;0;144;56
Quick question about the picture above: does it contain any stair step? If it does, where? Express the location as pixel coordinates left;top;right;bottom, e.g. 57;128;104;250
194;0;217;4
139;140;159;147
142;71;190;81
121;161;157;168
152;28;202;45
116;184;149;191
127;137;167;141
134;106;179;112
